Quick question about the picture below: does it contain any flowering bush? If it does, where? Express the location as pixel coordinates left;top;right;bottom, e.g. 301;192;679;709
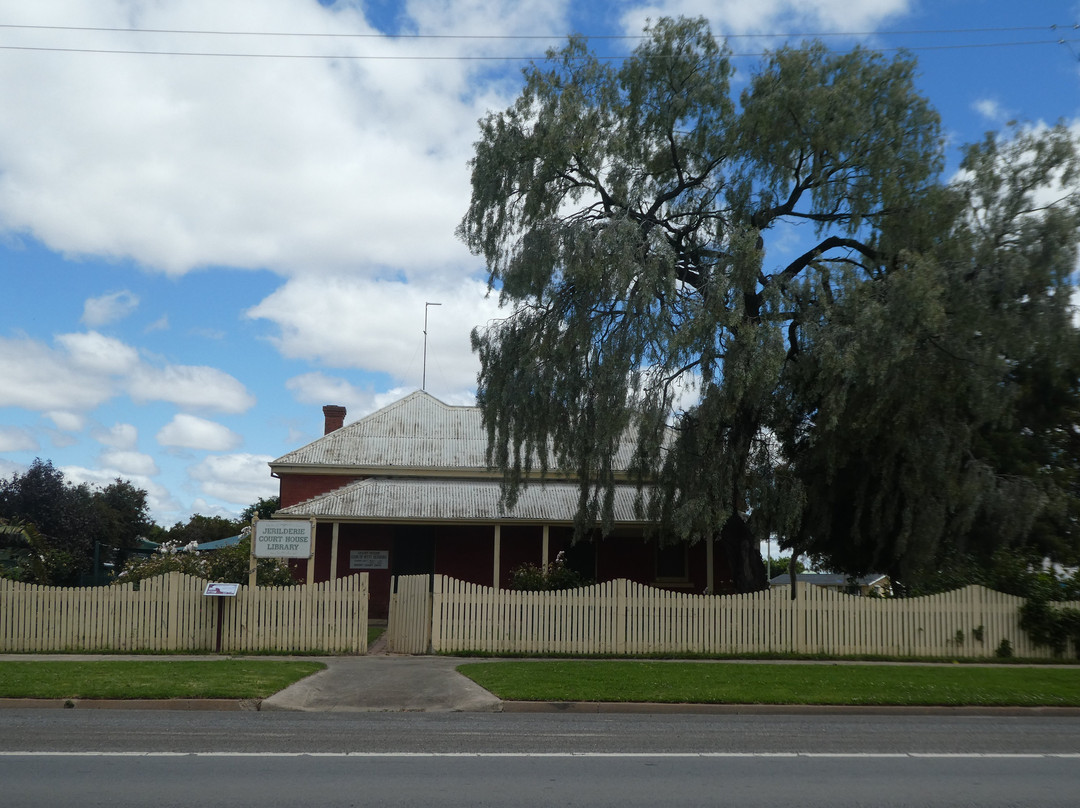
116;534;293;588
509;551;591;591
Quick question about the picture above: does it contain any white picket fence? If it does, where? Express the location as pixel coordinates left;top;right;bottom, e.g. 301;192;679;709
0;571;369;654
396;574;1078;658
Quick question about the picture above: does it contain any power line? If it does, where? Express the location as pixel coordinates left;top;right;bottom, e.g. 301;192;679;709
0;38;1075;61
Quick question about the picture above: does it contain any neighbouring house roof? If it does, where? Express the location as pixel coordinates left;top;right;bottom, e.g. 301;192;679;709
192;534;244;551
269;389;638;476
277;477;649;525
769;573;889;588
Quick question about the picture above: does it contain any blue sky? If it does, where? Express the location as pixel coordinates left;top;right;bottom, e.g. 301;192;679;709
1;0;1078;527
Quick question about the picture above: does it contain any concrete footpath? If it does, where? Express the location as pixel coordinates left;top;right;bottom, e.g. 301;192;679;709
261;655;502;713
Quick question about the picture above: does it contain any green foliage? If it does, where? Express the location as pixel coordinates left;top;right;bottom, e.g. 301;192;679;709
782;127;1080;592
460;16;1080;595
995;638;1014;658
0;518;78;584
905;548;1080;600
241;496;280;523
1019;598;1080;659
764;556;805;580
509;553;592;591
116;534;294;588
0;459;152;584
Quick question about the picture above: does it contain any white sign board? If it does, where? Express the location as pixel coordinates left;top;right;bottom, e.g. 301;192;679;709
204;582;239;597
350;550;389;570
254;520;313;558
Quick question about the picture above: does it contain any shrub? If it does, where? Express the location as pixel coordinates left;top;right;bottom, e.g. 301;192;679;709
116;532;293;588
509;552;591;591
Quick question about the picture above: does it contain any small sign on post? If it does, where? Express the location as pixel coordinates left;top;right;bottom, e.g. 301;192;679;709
203;582;239;597
203;582;239;653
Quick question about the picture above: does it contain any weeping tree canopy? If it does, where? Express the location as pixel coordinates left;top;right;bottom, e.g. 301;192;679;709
459;17;1080;594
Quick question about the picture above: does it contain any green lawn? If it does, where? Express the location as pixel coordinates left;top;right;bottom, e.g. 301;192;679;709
0;659;325;700
457;660;1080;707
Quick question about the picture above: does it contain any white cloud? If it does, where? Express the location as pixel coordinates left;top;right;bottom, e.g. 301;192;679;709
126;364;256;413
55;331;140;375
0;0;549;279
100;449;160;477
157;413;242;451
621;0;911;35
188;498;243;521
82;290;139;327
0;331;254;417
145;315;170;333
285;374;424;421
973;98;1006;124
0;457;24;478
248;275;500;394
95;423;139;450
189;453;277;506
0;335;118;411
0;427;38;452
45;411;87;432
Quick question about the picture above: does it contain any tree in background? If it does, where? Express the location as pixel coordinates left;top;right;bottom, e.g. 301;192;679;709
241;496;280;523
460;17;1080;594
763;556;806;581
150;513;245;546
0;459;151;584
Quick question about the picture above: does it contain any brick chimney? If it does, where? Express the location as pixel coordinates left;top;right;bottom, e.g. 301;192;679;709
322;405;346;434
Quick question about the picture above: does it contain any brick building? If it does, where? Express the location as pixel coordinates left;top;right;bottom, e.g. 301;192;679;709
270;391;732;617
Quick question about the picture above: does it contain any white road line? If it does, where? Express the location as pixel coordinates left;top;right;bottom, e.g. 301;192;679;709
1;752;1078;759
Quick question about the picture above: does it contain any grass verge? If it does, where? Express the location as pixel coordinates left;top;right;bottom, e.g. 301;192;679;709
457;660;1080;707
0;659;325;700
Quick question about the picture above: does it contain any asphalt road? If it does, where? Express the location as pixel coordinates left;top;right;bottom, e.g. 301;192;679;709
2;711;1078;806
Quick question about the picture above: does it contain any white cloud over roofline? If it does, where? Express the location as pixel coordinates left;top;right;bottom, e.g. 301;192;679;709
248;275;500;393
189;453;278;506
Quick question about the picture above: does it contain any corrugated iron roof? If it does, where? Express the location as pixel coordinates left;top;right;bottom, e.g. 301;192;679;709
277;477;648;524
270;390;638;472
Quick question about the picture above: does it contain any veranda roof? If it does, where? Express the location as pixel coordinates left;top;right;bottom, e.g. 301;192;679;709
276;477;648;525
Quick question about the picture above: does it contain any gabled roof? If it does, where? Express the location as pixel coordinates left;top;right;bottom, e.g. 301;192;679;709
272;391;489;471
277;477;648;524
271;390;638;475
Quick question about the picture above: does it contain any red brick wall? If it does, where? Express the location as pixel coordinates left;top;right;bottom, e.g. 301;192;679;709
278;473;363;507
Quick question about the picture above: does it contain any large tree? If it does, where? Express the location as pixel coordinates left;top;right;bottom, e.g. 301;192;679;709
460;18;1080;593
777;128;1080;592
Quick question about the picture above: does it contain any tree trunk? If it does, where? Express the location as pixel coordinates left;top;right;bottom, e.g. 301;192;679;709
720;512;769;593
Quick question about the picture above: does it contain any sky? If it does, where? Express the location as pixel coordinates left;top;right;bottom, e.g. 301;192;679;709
0;0;1078;528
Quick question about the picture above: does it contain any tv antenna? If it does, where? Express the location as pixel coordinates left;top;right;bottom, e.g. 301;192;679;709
423;301;441;391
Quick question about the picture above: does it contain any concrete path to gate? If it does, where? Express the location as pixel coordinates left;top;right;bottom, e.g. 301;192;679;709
260;655;503;713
